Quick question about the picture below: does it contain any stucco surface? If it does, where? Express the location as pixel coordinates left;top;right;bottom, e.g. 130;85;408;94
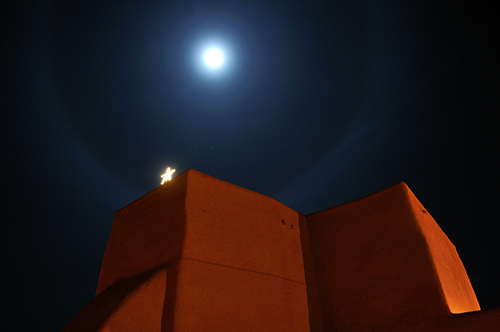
172;258;309;332
63;268;168;332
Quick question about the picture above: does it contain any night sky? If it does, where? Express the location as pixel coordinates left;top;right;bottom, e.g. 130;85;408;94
3;0;498;330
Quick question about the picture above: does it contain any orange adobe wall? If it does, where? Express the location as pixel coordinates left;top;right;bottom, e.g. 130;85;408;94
63;169;499;331
306;182;499;331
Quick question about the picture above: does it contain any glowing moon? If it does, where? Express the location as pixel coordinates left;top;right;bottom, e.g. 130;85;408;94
204;48;224;68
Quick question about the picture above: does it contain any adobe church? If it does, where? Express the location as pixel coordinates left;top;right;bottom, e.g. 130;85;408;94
63;169;499;331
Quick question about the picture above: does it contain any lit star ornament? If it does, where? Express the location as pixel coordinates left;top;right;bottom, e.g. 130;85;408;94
161;167;176;184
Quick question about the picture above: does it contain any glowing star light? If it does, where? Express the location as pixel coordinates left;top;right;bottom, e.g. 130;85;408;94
161;167;176;184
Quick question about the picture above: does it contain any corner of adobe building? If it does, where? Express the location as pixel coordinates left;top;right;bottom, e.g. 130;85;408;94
168;169;311;331
91;169;312;332
399;182;480;314
180;168;306;282
298;213;324;332
305;181;473;330
95;169;191;295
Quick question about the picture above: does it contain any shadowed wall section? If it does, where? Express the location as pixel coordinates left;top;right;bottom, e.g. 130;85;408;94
62;268;168;332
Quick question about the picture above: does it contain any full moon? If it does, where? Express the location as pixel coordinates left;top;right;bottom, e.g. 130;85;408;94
204;48;224;68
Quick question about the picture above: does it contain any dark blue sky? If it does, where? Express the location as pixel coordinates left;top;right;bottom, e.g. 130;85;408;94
4;0;498;330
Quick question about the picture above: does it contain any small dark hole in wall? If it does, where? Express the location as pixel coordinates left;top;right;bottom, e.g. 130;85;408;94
282;219;286;225
290;225;294;230
422;210;427;214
